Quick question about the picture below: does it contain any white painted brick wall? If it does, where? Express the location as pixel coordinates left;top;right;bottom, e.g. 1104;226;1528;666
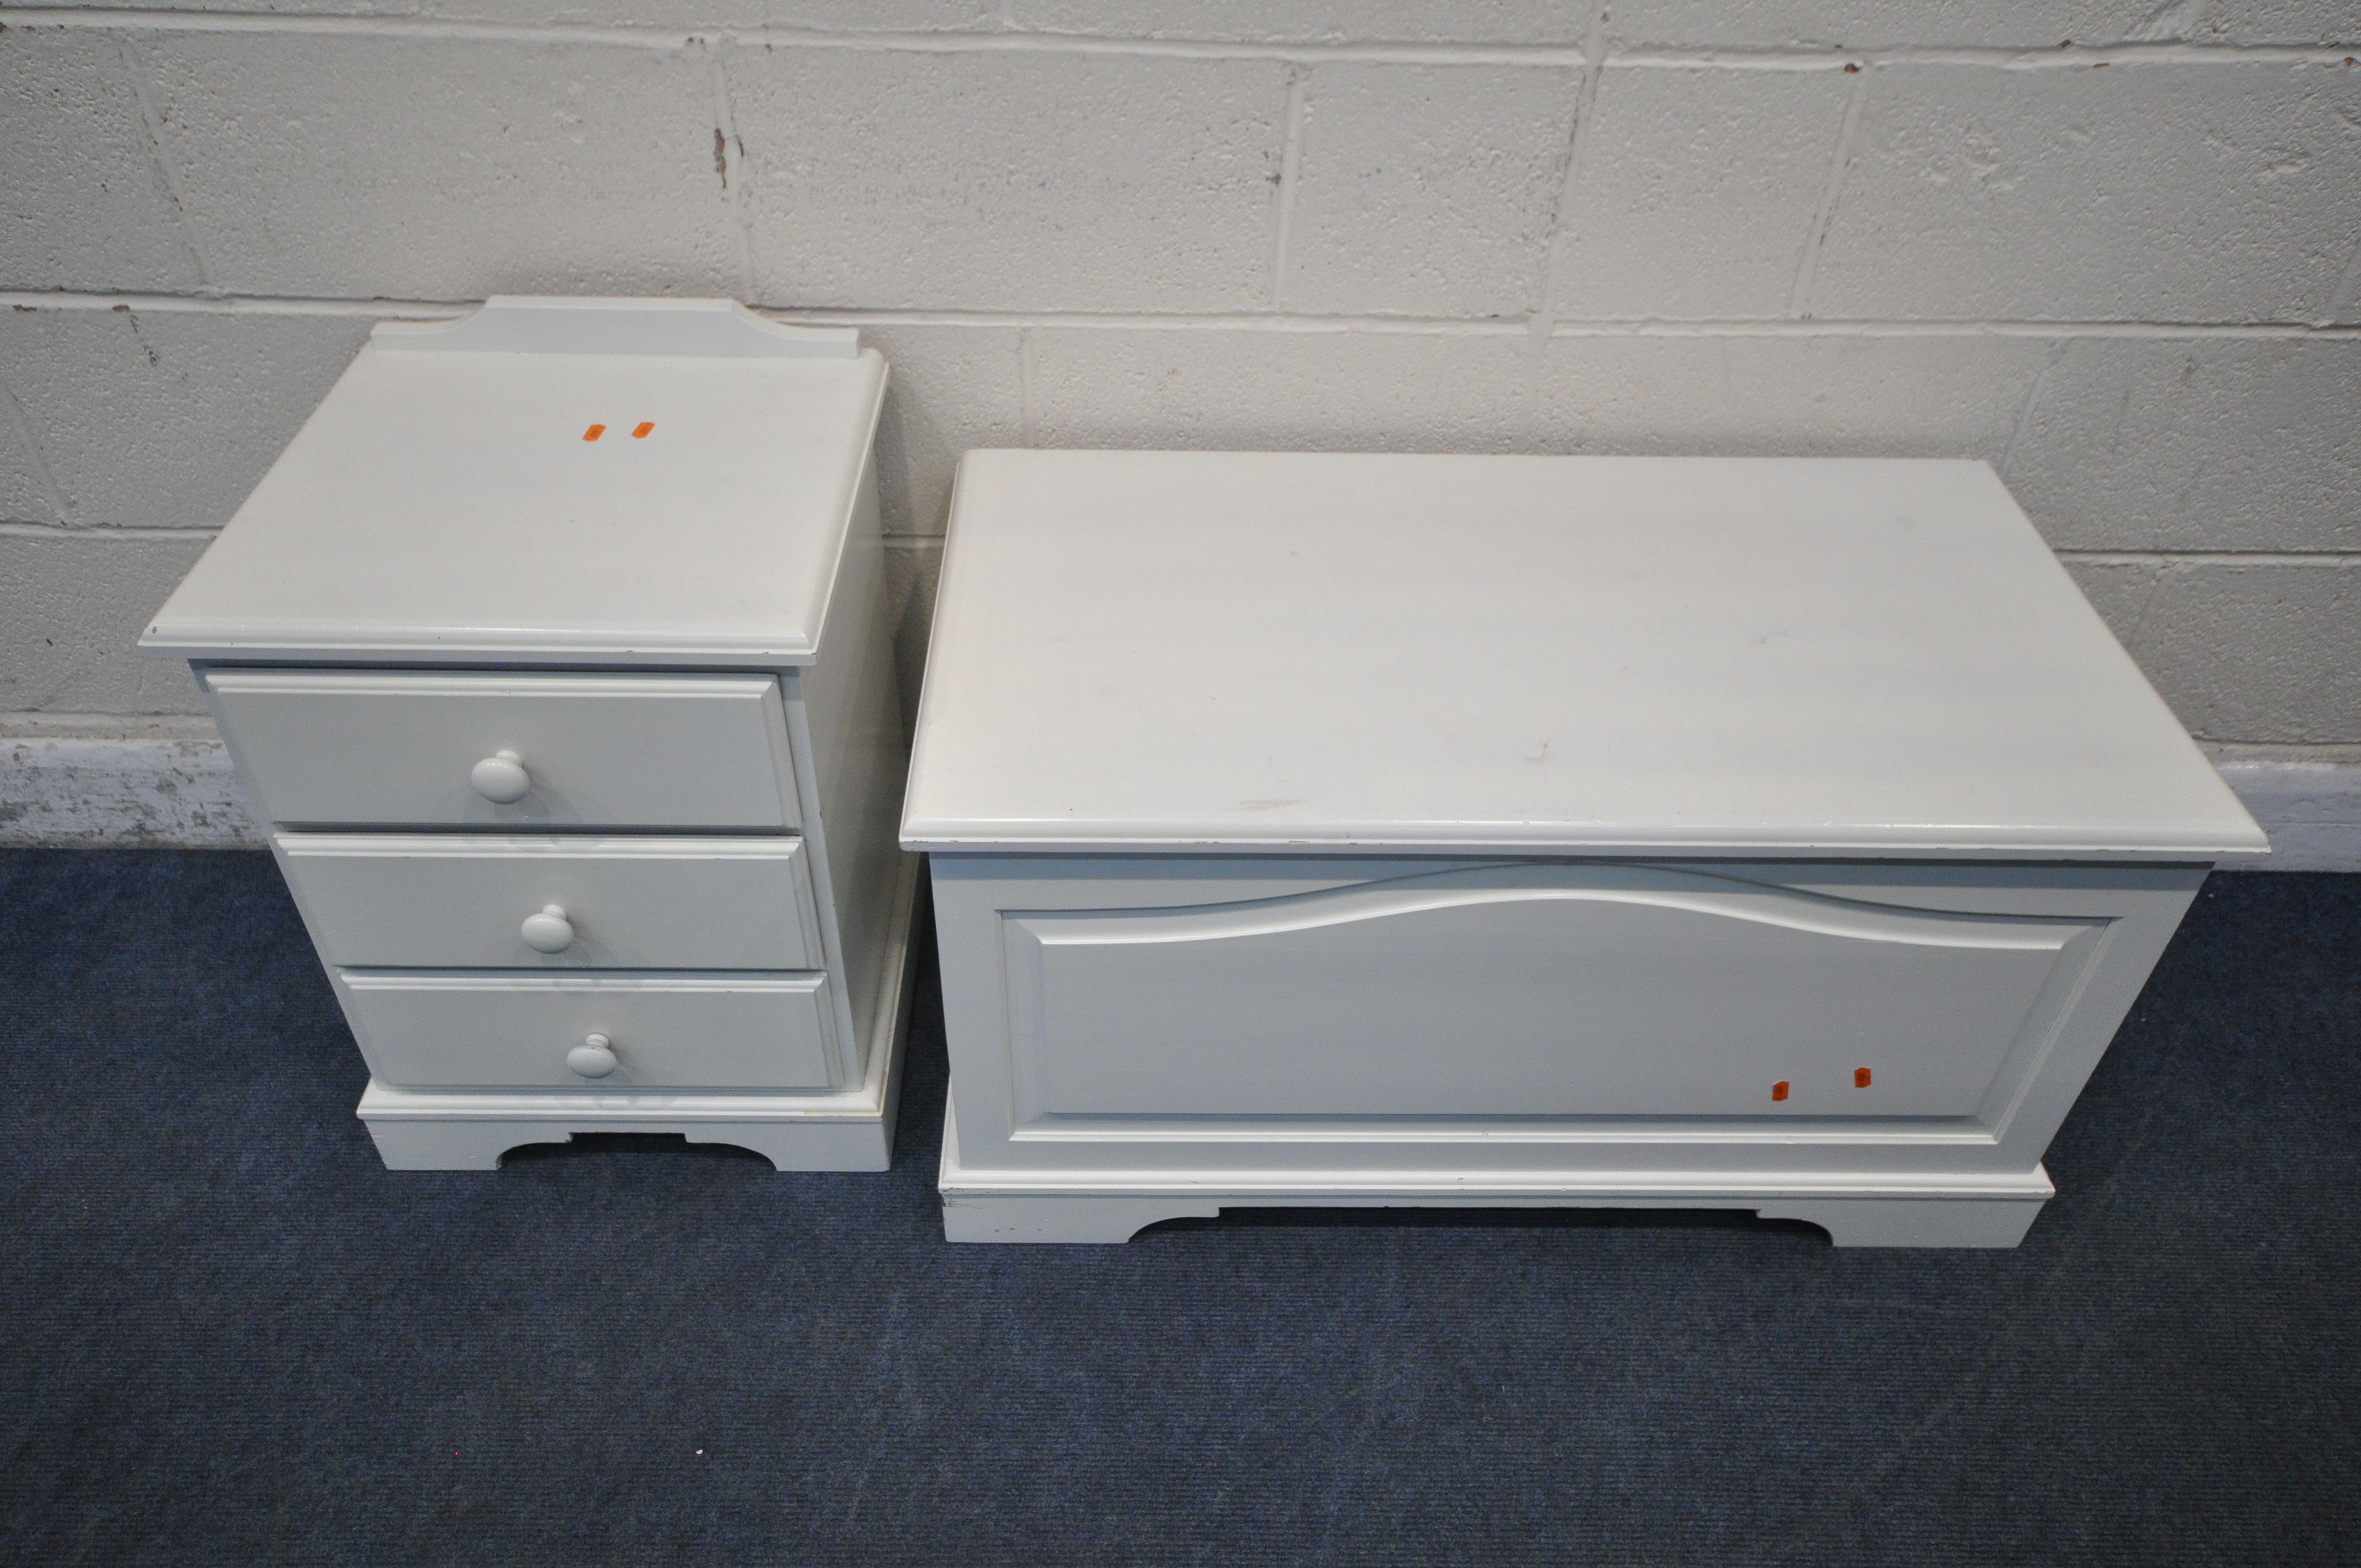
1007;2;1592;44
2;2;2358;851
726;48;1290;311
0;307;371;528
1555;66;1853;321
1810;61;2361;323
2102;557;2361;743
0;401;55;524
2204;2;2361;43
1529;333;2050;459
0;527;210;714
2004;336;2361;552
1027;325;1536;449
143;34;746;300
0;29;198;292
1604;2;2183;49
1281;63;1577;317
856;323;1026;536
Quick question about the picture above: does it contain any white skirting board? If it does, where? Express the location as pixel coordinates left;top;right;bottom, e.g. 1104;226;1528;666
2;733;259;847
2211;761;2361;872
4;733;2360;870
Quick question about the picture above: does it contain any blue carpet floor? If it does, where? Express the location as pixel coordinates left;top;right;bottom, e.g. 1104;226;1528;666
1;851;2356;1566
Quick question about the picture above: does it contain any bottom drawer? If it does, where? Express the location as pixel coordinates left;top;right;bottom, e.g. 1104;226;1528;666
338;971;839;1091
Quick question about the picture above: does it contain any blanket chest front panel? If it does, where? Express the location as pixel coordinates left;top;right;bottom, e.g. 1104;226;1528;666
931;854;2201;1188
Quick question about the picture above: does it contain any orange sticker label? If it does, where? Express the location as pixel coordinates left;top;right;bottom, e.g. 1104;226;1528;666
1854;1067;1873;1088
1772;1081;1790;1102
632;421;655;439
583;423;606;442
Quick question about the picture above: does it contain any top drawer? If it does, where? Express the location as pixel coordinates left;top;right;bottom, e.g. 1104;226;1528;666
204;670;801;831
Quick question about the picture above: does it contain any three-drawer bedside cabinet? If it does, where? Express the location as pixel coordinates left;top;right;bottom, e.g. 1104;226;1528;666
143;297;917;1171
902;451;2268;1245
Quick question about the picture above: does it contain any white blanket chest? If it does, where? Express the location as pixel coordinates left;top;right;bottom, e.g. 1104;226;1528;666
903;450;2266;1244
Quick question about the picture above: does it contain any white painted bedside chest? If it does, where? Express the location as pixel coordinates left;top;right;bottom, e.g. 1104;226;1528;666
903;451;2267;1245
143;298;917;1172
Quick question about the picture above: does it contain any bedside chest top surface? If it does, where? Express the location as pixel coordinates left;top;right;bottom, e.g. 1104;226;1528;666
142;298;886;667
903;450;2264;862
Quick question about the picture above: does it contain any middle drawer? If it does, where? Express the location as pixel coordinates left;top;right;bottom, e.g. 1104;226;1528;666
278;834;824;971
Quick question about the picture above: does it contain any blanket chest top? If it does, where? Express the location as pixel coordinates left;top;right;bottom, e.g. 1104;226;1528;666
904;450;2263;863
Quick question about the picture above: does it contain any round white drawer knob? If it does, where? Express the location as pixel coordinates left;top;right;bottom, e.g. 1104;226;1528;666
567;1034;617;1079
520;903;575;953
470;749;530;803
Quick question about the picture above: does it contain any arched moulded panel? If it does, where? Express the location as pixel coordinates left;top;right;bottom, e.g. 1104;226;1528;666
999;864;2108;1125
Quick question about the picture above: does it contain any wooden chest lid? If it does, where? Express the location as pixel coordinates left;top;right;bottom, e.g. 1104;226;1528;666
902;450;2264;862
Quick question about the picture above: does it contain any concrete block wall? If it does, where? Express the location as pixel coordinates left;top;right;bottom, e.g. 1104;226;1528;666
2;2;2358;858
